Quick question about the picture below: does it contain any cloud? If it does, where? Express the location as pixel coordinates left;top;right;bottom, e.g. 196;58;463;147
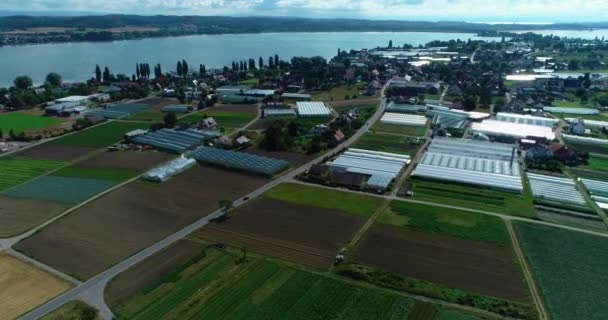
0;0;606;22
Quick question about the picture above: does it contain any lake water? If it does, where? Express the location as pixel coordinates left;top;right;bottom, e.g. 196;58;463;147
514;29;608;40
0;32;501;87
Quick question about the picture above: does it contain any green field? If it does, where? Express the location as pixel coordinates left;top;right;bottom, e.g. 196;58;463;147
378;201;510;246
263;183;383;218
372;122;427;136
240;78;259;85
353;132;421;155
0;112;63;134
515;222;608;320
53;166;139;181
0;157;65;191
436;310;481;320
111;249;415;320
51;122;149;148
180;112;257;132
582;155;608;171
410;179;537;218
42;300;99;320
553;100;589;109
311;83;378;102
332;104;376;114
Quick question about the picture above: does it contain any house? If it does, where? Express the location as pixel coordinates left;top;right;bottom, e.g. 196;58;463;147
331;130;346;145
568;119;586;136
307;124;328;137
200;117;217;130
216;135;233;148
235;136;251;146
548;143;578;164
526;144;553;162
446;85;463;97
389;80;441;96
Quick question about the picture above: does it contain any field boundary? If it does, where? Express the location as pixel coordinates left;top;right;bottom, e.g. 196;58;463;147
506;221;548;320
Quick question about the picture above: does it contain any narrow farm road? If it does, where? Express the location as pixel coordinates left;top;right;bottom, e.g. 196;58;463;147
506;221;549;320
19;81;393;320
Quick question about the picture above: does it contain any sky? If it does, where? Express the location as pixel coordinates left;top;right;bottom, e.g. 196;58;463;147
1;0;607;23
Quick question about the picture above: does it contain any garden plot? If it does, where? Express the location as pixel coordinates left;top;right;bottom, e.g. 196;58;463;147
0;156;65;191
4;175;117;204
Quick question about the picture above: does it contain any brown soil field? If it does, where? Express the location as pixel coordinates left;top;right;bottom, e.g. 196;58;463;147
105;239;206;306
15;144;95;161
0;195;69;238
353;224;528;301
0;253;71;320
15;165;267;280
76;151;173;171
137;98;180;111
193;198;365;268
244;146;315;167
248;117;286;130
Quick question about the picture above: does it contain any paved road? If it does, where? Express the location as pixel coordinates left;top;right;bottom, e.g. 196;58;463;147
470;47;481;64
19;82;392;320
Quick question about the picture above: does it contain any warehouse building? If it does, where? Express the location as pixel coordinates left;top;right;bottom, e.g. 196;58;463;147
412;138;523;192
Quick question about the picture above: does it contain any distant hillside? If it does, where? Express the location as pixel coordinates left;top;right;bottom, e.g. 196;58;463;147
0;15;606;34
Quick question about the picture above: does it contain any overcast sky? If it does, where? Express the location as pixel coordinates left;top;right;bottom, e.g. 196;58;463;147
2;0;607;23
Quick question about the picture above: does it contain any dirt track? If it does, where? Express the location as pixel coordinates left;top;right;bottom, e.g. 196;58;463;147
353;224;528;301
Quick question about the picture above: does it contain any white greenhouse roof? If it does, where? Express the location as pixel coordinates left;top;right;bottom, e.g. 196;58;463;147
472;120;556;140
566;118;608;129
495;113;558;127
56;95;89;103
563;134;608;146
544;107;600;115
296;101;332;117
380;113;427;127
528;173;587;207
412;164;523;192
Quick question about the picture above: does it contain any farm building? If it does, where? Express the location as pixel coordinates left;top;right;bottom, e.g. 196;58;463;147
131;129;219;153
280;93;311;101
427;109;469;129
162;105;192;113
472;120;556;141
544;107;600;115
142;157;197;182
188;147;289;176
380;113;427;126
566;118;608;129
580;178;608;210
263;108;297;118
563;134;608;147
495;113;558;127
528;173;588;207
327;148;411;191
296;102;332;117
412;138;523;192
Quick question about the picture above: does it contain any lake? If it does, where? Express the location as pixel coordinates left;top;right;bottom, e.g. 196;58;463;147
0;32;502;87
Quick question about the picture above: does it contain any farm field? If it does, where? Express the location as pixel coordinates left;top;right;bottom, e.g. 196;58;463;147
373;121;427;136
193;197;366;268
331;104;376;114
263;183;384;218
180;104;258;132
353;132;421;155
15;144;96;161
0;195;68;237
249;116;331;131
4;175;118;204
437;310;481;320
311;83;379;101
125;110;165;122
244;146;315;167
75;150;174;171
108;247;415;320
378;201;510;246
0;156;65;191
50;121;148;148
0;253;71;320
515;222;608;320
350;224;527;301
0;112;64;134
41;301;99;320
52;166;139;182
15;165;267;279
409;179;537;218
581;154;608;171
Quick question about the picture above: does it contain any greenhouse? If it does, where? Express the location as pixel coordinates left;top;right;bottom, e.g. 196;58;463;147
142;157;197;182
189;147;290;176
528;173;587;207
132;129;220;153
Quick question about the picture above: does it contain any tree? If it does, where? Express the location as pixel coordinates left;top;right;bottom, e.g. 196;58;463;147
163;112;177;128
199;64;206;76
154;63;162;78
13;76;32;90
219;200;234;215
274;54;279;68
462;95;478;111
102;67;111;83
268;56;274;69
182;59;189;75
177;61;183;76
259;57;264;69
45;72;62;87
388;40;393;48
136;63;141;79
95;65;102;82
568;59;580;70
